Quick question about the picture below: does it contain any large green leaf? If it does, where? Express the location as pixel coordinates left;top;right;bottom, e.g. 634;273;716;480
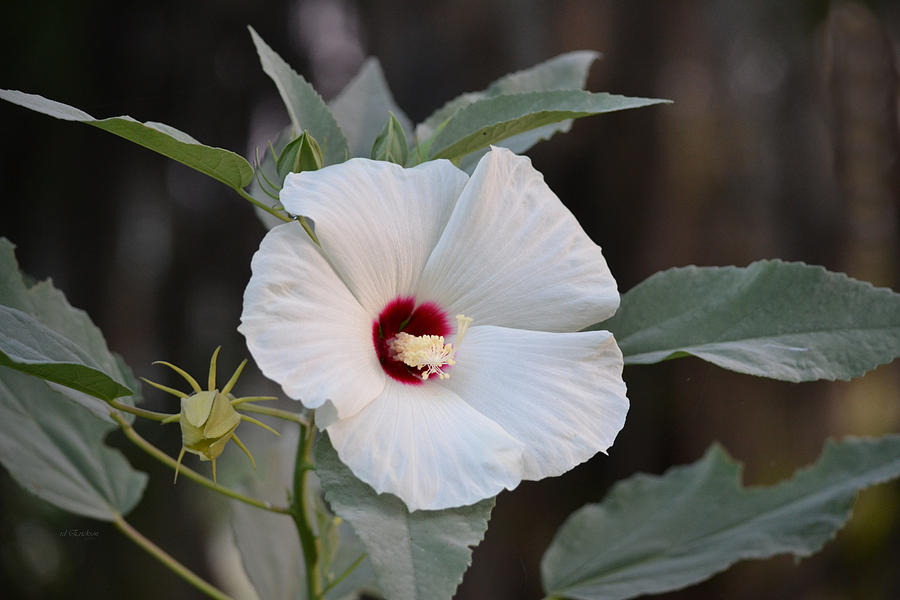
0;367;147;520
0;239;137;420
249;27;349;165
416;50;600;141
316;435;494;600
329;57;412;158
541;436;900;600
229;427;377;600
427;90;669;162
0;89;253;189
599;260;900;382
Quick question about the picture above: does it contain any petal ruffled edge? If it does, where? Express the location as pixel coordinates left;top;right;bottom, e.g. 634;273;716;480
441;325;628;480
239;222;385;425
417;147;620;332
324;378;525;511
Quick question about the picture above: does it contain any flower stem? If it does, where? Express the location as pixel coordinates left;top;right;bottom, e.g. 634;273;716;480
239;403;309;426
291;414;322;600
109;399;174;422
112;513;233;600
234;186;291;222
110;411;291;514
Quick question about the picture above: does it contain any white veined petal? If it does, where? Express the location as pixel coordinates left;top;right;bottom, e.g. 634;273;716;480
280;158;469;315
324;379;525;511
417;147;619;332
239;222;385;422
441;325;628;480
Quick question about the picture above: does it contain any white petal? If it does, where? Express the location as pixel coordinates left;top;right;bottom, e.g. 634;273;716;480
324;379;525;511
442;325;628;480
239;222;385;423
281;158;469;315
417;147;619;332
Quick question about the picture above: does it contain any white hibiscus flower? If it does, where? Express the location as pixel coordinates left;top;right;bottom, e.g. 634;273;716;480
239;147;628;511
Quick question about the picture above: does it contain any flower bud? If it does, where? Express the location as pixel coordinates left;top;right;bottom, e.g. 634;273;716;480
277;130;324;178
142;347;279;482
370;112;409;165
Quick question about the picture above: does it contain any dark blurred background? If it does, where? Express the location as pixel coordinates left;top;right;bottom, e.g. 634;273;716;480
2;1;899;598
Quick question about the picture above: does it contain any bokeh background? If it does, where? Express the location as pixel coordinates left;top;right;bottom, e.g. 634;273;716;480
2;1;899;598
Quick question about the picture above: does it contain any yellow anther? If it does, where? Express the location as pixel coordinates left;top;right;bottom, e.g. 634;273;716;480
388;314;473;381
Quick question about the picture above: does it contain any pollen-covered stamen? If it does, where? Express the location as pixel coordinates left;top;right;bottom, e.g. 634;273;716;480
387;314;474;381
389;333;456;380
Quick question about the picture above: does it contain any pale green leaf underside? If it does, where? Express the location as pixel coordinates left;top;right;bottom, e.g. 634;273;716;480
428;90;669;161
542;436;900;600
0;306;132;401
0;239;137;421
330;57;413;158
0;368;147;520
316;435;494;600
0;89;253;189
599;260;900;382
249;27;349;165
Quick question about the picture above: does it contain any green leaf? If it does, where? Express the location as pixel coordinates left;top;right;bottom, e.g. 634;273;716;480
427;90;669;162
417;50;600;141
598;260;900;382
541;436;900;600
0;368;147;520
249;27;349;165
316;435;494;600
0;239;137;421
415;50;600;169
229;427;378;600
0;89;253;189
330;57;412;158
0;306;132;401
370;112;409;165
0;240;146;518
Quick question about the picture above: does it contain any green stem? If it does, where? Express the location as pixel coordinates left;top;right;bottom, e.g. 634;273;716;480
112;513;233;600
239;403;309;426
234;186;291;222
321;552;367;597
291;414;322;600
110;412;290;514
109;399;174;422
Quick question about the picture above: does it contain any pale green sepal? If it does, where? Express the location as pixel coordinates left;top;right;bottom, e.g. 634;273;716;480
182;390;217;428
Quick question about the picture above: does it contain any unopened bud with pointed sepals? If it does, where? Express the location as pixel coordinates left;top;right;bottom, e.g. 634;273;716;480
370;112;409;165
277;130;324;178
142;347;280;482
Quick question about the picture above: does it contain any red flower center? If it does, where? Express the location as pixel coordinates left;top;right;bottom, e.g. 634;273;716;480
372;296;452;385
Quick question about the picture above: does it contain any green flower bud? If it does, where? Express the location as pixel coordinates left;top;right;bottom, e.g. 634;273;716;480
277;130;324;178
143;347;279;482
370;111;409;165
